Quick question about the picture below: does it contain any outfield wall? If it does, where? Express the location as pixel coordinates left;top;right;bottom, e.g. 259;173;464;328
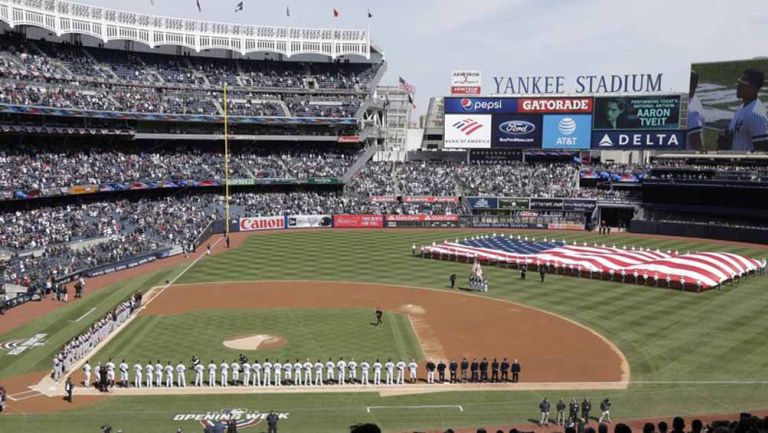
630;220;768;245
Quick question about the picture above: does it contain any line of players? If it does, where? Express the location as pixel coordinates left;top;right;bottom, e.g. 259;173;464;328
81;355;521;388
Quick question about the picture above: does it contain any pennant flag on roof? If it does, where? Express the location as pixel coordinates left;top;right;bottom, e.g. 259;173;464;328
235;1;243;12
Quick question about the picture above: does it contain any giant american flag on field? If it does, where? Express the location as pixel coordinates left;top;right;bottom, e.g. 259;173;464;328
421;235;765;289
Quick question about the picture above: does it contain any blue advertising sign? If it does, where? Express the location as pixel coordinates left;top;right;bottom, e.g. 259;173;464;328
542;114;592;149
444;97;518;114
491;114;542;148
467;196;499;209
591;130;685;149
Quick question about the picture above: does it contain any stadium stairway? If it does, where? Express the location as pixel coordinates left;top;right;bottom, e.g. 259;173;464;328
343;144;379;183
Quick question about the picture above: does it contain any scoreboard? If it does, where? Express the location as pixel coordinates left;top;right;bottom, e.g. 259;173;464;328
443;95;686;150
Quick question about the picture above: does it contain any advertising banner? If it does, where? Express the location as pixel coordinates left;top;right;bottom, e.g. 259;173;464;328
517;97;593;113
491;114;542;148
591;130;685;149
530;198;564;210
548;223;586;230
287;214;332;229
385;214;459;222
542;115;592;149
337;135;361;143
402;196;460;203
467;197;499;209
333;214;384;228
69;185;99;195
370;195;399;203
562;199;597;212
239;216;286;232
444;114;492;148
468;149;523;162
593;95;681;130
451;70;482;96
444;97;518;114
498;197;530;210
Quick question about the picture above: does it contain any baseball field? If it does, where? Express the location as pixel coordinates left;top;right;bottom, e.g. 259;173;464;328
1;229;768;433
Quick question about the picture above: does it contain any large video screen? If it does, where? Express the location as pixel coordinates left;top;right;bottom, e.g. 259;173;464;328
444;96;685;150
690;59;768;151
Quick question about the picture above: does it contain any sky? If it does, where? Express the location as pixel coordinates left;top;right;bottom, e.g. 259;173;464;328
77;0;768;116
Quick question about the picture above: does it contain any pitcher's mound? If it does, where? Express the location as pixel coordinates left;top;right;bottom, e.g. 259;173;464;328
223;334;286;350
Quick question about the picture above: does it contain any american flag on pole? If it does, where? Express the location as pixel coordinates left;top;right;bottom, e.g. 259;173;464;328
399;76;416;94
422;236;764;290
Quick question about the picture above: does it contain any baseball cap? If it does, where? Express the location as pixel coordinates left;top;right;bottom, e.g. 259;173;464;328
738;69;765;89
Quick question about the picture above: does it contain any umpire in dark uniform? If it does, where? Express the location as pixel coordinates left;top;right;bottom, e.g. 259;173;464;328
479;357;489;382
460;357;469;382
490;358;500;382
500;358;510;382
449;359;458;383
511;358;521;383
470;358;479;382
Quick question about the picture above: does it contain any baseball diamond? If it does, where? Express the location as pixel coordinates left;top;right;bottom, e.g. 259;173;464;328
1;2;768;433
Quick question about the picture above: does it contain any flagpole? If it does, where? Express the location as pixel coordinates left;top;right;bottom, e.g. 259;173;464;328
224;83;230;238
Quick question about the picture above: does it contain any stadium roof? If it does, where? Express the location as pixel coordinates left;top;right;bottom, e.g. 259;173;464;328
0;0;378;59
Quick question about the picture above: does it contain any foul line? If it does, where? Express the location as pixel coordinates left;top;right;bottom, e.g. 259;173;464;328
366;405;464;413
69;307;96;323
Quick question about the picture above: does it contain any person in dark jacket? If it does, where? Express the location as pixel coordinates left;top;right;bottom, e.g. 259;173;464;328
460;357;469;382
598;398;611;423
266;411;279;433
556;399;566;425
64;377;73;402
470;358;479;382
226;417;238;433
479;357;489;382
437;360;447;383
511;358;521;383
490;358;499;382
539;398;551;425
449;359;458;383
449;274;456;289
581;398;592;423
500;358;510;382
569;398;580;423
540;266;546;282
521;265;527;280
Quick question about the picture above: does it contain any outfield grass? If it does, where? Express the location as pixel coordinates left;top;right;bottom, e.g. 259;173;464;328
2;229;768;433
94;309;424;367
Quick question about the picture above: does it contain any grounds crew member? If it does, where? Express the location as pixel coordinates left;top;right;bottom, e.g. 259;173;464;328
539;398;551;425
556;399;566;425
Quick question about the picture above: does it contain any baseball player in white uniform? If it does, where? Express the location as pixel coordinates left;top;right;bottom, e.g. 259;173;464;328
118;360;128;388
134;361;143;388
409;359;418;383
314;359;324;386
337;357;347;385
396;360;406;384
360;360;370;385
273;361;282;387
145;362;154;388
83;361;91;387
385;359;395;385
303;359;313;386
208;360;217;387
373;359;382;385
230;360;240;385
284;359;292;385
348;359;358;384
220;360;229;387
241;361;251;386
155;360;164;387
687;71;705;150
176;361;186;387
252;360;262;386
325;358;335;383
194;362;204;387
94;362;102;387
719;69;768;151
164;362;174;387
106;359;116;388
293;359;303;386
263;359;272;386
